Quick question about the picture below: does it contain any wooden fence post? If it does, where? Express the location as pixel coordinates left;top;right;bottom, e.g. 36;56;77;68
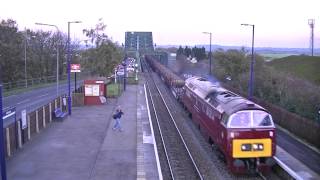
6;128;11;157
43;106;46;128
27;115;31;140
17;121;22;148
36;110;39;133
49;102;52;122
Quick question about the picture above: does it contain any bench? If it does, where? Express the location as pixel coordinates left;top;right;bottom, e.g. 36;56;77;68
53;108;67;119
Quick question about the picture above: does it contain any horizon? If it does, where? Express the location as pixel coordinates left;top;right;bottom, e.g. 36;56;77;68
1;0;319;49
157;44;320;50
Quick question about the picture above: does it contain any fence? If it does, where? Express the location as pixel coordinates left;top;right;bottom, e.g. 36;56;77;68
3;95;67;158
3;72;90;92
3;75;66;91
107;76;138;98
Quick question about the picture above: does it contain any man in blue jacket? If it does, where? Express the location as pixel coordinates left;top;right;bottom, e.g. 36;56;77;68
112;106;124;132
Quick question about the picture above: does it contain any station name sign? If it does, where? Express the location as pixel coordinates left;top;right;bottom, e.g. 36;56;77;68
2;107;16;120
71;64;81;73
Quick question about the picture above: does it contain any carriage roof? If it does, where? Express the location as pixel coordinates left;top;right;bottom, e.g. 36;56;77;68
185;76;266;115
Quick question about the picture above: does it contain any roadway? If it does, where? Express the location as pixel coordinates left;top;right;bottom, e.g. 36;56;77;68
2;81;83;127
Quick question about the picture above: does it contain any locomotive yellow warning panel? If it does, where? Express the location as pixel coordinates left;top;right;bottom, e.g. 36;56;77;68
232;138;272;158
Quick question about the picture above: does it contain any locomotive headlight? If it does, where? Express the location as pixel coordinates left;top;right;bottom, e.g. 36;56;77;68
230;132;235;138
241;144;251;151
252;143;264;151
258;144;264;150
269;131;274;137
253;144;258;150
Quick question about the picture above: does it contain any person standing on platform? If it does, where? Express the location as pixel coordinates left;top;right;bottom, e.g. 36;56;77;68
112;106;124;132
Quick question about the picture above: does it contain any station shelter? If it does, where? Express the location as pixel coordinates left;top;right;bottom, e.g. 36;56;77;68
84;80;107;105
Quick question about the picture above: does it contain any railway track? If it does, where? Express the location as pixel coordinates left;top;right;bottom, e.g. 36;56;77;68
143;59;203;179
142;58;281;180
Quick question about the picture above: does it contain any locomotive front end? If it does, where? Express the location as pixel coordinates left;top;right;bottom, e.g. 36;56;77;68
227;110;276;173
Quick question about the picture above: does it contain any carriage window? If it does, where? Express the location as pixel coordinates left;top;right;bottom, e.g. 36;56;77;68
202;102;206;112
209;98;219;107
206;107;212;119
229;111;250;128
221;113;229;125
253;111;273;127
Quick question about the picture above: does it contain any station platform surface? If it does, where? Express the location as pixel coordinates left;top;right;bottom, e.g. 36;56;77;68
6;82;160;180
275;145;320;180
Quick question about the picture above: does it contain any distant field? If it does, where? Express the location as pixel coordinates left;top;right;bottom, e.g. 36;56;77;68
260;53;298;61
267;55;320;85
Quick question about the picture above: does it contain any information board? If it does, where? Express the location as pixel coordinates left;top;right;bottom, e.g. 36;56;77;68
21;110;27;129
92;85;99;96
85;84;100;96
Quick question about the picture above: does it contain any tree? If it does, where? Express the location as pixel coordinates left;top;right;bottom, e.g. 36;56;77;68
0;19;24;82
184;46;191;57
0;18;77;85
177;46;184;55
82;19;123;77
212;48;320;120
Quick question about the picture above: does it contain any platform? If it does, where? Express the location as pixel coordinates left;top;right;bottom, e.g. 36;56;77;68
6;82;160;180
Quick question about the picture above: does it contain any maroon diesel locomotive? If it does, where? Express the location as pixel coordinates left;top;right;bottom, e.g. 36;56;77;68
144;55;276;173
181;76;276;173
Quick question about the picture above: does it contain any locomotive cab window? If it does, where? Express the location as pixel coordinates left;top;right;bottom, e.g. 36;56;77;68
253;111;274;127
221;113;229;126
229;111;251;128
228;110;274;128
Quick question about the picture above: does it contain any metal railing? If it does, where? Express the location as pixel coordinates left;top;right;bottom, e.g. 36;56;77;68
3;76;61;91
3;73;89;93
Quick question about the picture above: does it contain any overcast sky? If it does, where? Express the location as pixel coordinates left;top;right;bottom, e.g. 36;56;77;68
1;0;319;48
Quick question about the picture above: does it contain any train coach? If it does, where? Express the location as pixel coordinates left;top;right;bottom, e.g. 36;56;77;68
145;55;185;99
181;76;276;173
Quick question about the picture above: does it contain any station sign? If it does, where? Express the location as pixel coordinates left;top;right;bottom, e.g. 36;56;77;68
2;107;16;121
71;64;81;72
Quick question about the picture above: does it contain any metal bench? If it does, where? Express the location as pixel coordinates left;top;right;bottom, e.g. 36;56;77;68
53;108;67;119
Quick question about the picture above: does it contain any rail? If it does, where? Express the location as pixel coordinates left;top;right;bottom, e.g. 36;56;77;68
143;59;203;180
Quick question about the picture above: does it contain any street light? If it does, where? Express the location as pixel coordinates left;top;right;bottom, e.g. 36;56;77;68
67;21;82;115
0;63;7;180
35;22;60;97
23;29;36;88
203;32;212;75
241;23;255;100
24;28;28;88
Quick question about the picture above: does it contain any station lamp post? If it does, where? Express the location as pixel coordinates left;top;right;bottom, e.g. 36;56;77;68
67;21;82;115
203;32;212;75
0;65;7;180
23;28;28;88
23;29;36;88
35;23;60;97
241;23;255;100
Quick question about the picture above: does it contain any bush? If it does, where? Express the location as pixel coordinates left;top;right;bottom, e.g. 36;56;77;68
107;83;120;97
213;49;320;121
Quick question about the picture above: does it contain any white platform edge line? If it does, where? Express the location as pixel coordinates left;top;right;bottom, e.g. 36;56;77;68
274;156;304;180
144;84;163;180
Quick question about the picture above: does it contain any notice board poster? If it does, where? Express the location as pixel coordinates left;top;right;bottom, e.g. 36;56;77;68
21;110;27;129
92;85;99;96
85;84;100;96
